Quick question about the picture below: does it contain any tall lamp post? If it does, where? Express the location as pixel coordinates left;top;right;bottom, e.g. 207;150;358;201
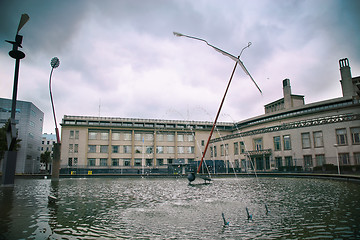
2;14;29;186
173;32;262;182
49;57;61;180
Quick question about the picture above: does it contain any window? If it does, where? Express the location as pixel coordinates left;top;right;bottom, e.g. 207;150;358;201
135;159;142;166
75;130;79;139
167;159;173;164
157;159;164;166
156;146;164;154
220;144;224;156
177;134;184;142
167;134;175;142
123;133;132;141
146;146;153;154
88;131;97;140
336;129;348;145
135;146;142;154
354;153;360;165
112;158;119;166
145;133;153;141
146;159;153;166
313;131;324;148
135;133;142;141
234;142;239;155
285;156;293;166
274;136;281;151
88;145;96;153
240;142;245;153
201;140;205;146
100;158;107;166
70;130;74;139
123;159;131;166
275;157;282;168
315;154;325;166
303;155;313;168
100;145;108;153
351;127;360;144
187;135;194;142
187;146;194;154
157;133;164;142
123;145;132;154
69;144;73;153
254;139;262;151
88;158;96;166
112;132;121;141
74;144;78;153
167;146;175;154
68;158;73;166
283;135;291;150
177;146;185;154
339;153;350;165
214;146;217;157
74;158;78;166
100;132;109;140
225;144;229;156
112;145;119;153
301;133;311;149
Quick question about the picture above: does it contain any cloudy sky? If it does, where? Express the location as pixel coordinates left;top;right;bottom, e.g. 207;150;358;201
1;0;359;134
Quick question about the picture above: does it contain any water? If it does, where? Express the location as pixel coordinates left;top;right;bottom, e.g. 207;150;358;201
1;177;359;239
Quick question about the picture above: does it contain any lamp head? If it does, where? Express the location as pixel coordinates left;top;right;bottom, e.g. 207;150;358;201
17;14;30;35
173;32;184;37
51;57;60;69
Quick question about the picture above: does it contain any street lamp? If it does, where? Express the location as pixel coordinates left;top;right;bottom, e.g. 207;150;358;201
48;57;61;181
2;14;30;186
49;57;61;143
174;32;262;182
334;144;341;175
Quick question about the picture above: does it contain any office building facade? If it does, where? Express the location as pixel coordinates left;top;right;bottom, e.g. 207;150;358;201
60;58;360;174
0;98;44;174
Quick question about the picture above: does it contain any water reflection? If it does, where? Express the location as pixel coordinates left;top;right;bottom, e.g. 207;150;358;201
0;177;359;239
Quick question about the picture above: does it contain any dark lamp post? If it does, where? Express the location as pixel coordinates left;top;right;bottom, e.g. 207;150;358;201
2;14;29;186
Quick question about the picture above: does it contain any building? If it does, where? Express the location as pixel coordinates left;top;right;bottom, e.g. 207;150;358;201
0;98;44;174
59;58;360;175
40;133;56;171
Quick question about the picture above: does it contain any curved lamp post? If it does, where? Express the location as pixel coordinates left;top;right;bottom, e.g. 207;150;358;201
49;57;60;143
49;57;61;181
173;32;262;182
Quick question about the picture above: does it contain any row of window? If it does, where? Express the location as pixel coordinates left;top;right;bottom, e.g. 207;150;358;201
209;127;360;157
67;158;191;167
84;145;195;154
86;131;195;142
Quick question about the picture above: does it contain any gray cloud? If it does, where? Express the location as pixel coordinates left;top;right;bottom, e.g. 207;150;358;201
0;0;359;134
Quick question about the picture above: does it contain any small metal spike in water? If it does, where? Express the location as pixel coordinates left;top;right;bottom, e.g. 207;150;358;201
265;204;269;214
246;207;252;221
222;213;229;226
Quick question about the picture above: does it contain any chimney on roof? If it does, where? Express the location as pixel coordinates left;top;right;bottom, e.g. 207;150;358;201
283;78;292;109
339;58;354;97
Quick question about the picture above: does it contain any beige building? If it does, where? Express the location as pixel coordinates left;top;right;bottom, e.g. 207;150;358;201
59;58;360;175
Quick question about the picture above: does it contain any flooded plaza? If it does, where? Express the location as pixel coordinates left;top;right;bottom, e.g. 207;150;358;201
0;177;359;239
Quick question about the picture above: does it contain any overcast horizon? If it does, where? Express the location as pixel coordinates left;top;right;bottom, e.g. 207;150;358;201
1;0;359;134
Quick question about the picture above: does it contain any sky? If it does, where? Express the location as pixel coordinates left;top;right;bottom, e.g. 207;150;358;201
1;0;359;135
